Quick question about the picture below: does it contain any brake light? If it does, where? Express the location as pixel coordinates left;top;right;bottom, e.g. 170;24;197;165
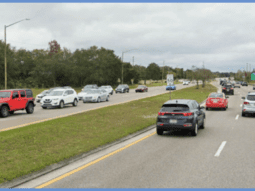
223;88;226;90
160;124;164;126
243;102;249;105
158;112;165;116
183;112;193;116
230;88;233;90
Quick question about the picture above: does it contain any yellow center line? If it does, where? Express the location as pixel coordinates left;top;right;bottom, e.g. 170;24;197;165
36;132;156;188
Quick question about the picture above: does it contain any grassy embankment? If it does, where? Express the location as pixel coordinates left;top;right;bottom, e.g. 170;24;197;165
0;84;216;185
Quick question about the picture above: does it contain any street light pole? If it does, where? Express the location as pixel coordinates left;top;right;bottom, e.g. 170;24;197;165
4;18;29;89
121;49;137;84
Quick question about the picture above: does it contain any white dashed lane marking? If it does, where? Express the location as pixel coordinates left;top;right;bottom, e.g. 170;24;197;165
235;115;239;120
215;141;227;157
240;104;242;107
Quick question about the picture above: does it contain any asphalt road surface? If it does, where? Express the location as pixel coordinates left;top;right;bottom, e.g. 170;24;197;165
16;79;255;188
0;82;200;131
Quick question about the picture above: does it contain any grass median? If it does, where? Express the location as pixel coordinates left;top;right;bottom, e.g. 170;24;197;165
0;84;217;185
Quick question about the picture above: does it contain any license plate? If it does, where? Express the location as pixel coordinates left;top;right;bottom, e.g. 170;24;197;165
170;119;177;123
213;100;218;103
227;90;229;91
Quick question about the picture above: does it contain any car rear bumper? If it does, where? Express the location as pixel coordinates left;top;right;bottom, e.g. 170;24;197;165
156;123;195;131
206;103;226;108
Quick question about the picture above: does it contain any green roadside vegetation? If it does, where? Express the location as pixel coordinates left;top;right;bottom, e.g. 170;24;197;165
0;84;217;185
31;81;182;98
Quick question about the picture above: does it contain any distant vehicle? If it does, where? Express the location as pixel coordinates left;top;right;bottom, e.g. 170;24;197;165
166;74;176;90
83;89;109;103
241;92;255;117
40;88;78;109
183;81;189;85
77;89;90;100
135;85;148;93
36;90;49;103
205;92;229;110
242;82;248;86
253;84;255;90
0;89;35;117
156;99;205;136
99;85;113;95
222;83;234;95
82;84;98;91
115;84;129;93
232;81;240;88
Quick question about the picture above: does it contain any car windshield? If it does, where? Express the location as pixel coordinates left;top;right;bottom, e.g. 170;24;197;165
84;85;95;89
209;93;223;98
247;95;255;101
82;89;90;92
160;104;190;112
41;90;49;95
48;91;64;96
117;85;125;88
137;86;144;88
0;91;11;98
87;90;101;94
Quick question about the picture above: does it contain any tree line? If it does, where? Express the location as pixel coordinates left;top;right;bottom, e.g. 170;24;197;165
0;40;216;89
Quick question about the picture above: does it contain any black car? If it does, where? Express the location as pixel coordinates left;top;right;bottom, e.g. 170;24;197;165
242;82;248;86
156;99;205;136
222;83;234;95
115;84;129;93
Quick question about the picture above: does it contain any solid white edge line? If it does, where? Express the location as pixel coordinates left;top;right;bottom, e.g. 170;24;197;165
235;115;239;120
214;141;227;157
240;104;242;107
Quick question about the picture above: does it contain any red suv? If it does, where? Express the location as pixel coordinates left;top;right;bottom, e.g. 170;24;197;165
0;89;36;117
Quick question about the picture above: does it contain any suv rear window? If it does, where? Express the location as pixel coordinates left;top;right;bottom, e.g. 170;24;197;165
26;90;33;98
161;104;190;112
247;95;255;101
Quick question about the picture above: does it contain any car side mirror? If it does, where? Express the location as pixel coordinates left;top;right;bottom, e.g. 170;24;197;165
242;97;245;99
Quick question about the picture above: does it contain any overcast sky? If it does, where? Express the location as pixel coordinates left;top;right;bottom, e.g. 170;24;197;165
1;3;255;73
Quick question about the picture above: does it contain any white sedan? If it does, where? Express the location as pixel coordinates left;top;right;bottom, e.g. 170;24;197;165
99;85;113;95
83;89;109;103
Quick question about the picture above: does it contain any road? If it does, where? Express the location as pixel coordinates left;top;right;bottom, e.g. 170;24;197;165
16;79;255;188
0;83;200;131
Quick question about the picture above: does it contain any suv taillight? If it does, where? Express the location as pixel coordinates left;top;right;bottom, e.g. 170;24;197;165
183;112;193;116
158;112;165;116
223;88;226;90
243;102;249;105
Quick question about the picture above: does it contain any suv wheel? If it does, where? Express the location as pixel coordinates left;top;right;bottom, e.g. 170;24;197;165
106;96;109;101
42;107;47;109
73;99;78;107
127;90;129;93
200;117;205;129
191;123;198;136
97;97;101;103
156;128;163;135
26;103;34;114
242;112;245;117
0;106;9;118
59;101;64;108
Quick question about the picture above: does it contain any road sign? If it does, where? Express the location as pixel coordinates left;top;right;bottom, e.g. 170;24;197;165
167;74;174;86
251;73;255;80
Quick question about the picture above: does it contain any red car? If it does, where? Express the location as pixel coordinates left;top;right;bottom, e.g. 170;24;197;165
206;92;229;110
135;85;148;93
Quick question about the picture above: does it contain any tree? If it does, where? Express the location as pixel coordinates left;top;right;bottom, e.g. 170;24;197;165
146;63;161;80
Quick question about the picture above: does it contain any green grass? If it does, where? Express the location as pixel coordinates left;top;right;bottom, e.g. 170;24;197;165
0;84;217;184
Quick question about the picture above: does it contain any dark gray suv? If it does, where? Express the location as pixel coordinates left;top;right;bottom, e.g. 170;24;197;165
156;99;205;136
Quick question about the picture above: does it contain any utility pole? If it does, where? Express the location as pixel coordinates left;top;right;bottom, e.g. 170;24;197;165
162;60;164;84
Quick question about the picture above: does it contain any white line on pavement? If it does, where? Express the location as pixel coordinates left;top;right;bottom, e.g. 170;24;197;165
235;115;239;120
240;104;242;107
214;141;227;157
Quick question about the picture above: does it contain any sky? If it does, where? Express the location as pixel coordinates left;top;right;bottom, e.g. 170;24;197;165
1;3;255;73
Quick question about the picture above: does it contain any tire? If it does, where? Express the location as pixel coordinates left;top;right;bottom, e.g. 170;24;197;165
242;112;245;117
127;90;129;93
97;97;101;103
72;99;78;107
26;103;34;114
191;123;198;136
0;106;9;118
9;111;14;114
157;128;163;135
200;117;205;129
59;101;64;108
106;96;109;101
111;92;113;95
206;107;208;110
42;107;47;109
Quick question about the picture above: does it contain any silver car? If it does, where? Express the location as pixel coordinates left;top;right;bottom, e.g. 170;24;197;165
83;89;109;103
241;92;255;117
35;90;49;103
99;85;113;95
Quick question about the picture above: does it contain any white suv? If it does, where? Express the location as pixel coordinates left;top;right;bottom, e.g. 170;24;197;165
40;88;79;109
99;85;114;95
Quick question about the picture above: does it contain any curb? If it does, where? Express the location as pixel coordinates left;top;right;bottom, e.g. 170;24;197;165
0;83;216;188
